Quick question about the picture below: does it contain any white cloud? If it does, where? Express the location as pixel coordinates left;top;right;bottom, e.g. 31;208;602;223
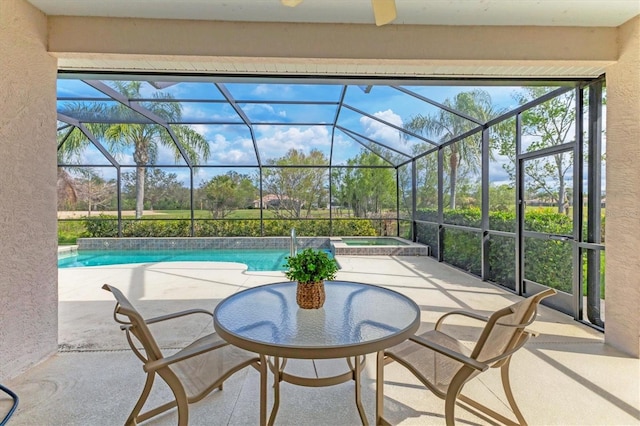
359;109;407;150
206;133;258;165
331;133;361;165
189;124;210;135
112;151;135;165
256;126;332;159
77;144;113;165
242;103;276;115
253;84;270;96
181;103;239;122
488;154;514;186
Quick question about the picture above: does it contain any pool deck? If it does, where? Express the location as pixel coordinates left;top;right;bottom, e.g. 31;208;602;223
3;254;639;425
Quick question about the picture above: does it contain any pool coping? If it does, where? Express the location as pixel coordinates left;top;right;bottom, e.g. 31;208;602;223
70;236;430;257
57;245;78;259
75;237;330;251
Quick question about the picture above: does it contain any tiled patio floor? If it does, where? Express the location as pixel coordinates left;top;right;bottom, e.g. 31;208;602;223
3;255;639;425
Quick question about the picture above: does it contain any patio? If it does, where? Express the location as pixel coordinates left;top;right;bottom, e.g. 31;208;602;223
3;254;638;425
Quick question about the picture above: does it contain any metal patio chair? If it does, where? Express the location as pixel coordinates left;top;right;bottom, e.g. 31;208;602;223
0;384;18;426
103;284;260;426
377;288;556;426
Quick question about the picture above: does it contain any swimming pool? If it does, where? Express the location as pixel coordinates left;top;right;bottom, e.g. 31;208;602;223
58;249;332;271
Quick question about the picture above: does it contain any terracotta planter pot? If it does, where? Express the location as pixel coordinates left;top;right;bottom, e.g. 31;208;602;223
296;281;325;309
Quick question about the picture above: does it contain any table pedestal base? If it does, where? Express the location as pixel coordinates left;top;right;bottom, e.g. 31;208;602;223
259;355;369;426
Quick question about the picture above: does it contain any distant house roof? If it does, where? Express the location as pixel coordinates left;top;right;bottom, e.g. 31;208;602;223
253;194;298;208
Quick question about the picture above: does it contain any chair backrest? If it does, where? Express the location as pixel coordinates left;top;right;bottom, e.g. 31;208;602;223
102;284;164;363
471;288;556;364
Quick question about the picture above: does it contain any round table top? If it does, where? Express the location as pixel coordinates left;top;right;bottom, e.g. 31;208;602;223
213;281;421;359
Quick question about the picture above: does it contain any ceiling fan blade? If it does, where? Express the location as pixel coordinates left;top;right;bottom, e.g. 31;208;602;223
281;0;303;7
371;0;396;26
280;0;395;26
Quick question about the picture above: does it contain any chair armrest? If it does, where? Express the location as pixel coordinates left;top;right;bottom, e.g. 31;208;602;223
408;335;489;372
145;309;213;325
120;309;213;330
435;310;489;330
143;336;229;372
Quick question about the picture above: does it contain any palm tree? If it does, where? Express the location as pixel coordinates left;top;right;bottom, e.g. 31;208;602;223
405;89;502;209
59;81;210;218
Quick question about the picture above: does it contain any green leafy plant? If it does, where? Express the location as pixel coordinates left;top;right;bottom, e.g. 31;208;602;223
284;248;338;284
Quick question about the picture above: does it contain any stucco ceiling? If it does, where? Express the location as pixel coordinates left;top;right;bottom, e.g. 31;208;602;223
26;0;640;27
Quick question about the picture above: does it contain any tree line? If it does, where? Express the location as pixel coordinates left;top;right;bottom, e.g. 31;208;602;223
58;147;398;220
58;82;598;220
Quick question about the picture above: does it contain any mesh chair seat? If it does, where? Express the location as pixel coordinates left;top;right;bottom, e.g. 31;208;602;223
169;333;257;399
385;329;473;397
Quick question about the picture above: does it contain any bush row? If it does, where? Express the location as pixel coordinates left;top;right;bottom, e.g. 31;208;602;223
415;208;601;294
82;216;378;238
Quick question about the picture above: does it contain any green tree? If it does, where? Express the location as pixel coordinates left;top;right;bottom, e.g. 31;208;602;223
262;149;328;219
123;169;188;211
488;183;516;212
495;88;576;213
58;82;210;218
405;89;502;209
337;150;396;217
199;171;257;218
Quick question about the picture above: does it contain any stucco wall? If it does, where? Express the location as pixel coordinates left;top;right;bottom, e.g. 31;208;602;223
47;17;617;77
604;16;640;357
0;0;58;379
48;17;617;61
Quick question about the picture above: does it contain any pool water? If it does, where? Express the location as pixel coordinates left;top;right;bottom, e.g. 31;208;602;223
341;238;409;246
58;249;332;271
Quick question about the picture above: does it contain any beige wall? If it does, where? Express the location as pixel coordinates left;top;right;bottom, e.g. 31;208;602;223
0;0;58;379
47;17;617;77
604;15;640;357
49;17;617;61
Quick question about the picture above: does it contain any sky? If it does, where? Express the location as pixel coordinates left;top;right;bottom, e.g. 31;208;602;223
56;79;603;190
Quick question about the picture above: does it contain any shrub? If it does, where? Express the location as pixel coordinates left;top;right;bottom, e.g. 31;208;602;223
284;248;338;284
416;208;576;293
84;215;118;237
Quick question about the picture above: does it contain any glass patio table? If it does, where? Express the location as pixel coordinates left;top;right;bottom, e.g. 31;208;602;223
213;280;421;426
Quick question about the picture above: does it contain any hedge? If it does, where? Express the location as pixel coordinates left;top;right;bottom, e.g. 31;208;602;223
415;208;600;294
83;215;377;238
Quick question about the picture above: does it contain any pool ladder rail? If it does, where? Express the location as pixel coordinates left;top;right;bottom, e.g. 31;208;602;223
290;228;298;257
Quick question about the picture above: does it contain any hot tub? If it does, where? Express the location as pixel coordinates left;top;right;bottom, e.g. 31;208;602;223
341;237;410;246
330;237;429;256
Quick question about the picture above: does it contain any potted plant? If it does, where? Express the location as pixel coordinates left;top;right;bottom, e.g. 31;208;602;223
284;248;339;309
